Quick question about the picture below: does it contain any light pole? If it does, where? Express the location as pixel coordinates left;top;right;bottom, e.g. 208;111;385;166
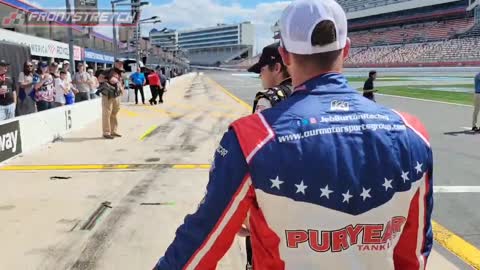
136;17;161;68
111;0;149;60
111;0;126;61
65;0;75;76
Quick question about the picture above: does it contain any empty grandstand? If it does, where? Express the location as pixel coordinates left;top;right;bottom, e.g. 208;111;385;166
151;22;255;66
227;0;480;69
345;0;480;67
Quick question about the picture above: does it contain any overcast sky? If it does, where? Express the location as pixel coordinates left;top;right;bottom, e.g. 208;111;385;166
26;0;291;54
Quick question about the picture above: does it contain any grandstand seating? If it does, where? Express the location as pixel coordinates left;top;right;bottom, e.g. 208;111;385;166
337;0;412;12
346;37;480;66
457;24;480;38
415;37;480;63
350;18;474;47
226;1;480;69
188;46;249;66
227;36;480;69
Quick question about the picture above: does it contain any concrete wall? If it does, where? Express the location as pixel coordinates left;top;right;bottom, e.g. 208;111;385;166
0;99;102;164
0;74;187;165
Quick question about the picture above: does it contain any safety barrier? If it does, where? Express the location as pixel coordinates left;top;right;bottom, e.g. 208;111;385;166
0;99;101;164
0;74;187;164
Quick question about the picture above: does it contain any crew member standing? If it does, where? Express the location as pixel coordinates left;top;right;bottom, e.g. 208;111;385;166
148;69;162;105
156;66;168;103
363;70;378;102
153;0;433;269
472;71;480;131
130;67;146;105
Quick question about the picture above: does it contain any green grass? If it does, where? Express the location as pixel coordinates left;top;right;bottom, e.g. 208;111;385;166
347;76;473;83
404;84;474;89
374;86;474;105
347;77;372;82
347;77;418;83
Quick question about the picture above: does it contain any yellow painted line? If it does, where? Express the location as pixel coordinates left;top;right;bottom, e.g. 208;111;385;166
172;164;197;169
206;77;253;111
432;220;480;268
113;164;131;169
0;164;108;170
139;125;159;141
0;164;212;171
145;106;183;118
171;164;211;169
119;109;140;117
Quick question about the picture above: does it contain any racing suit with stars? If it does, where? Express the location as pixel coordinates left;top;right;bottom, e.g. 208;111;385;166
154;72;434;270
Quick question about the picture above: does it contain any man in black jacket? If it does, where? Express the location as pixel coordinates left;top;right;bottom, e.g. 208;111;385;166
248;42;292;113
242;42;293;269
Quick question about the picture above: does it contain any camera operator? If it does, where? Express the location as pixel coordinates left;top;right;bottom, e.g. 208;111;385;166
97;66;123;139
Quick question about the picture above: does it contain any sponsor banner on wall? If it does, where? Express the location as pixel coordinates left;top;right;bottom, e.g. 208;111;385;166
0;120;22;163
85;49;114;64
0;28;83;60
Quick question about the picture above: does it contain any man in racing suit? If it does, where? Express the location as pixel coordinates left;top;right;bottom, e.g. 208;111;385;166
248;42;293;113
244;42;293;269
153;0;433;269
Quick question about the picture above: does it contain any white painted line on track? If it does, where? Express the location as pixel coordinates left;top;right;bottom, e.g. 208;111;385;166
377;94;473;107
434;186;480;193
231;73;258;78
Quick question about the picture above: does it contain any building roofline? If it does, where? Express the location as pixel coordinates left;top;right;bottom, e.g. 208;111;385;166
179;21;250;34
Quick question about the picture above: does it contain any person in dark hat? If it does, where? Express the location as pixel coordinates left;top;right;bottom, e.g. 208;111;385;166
241;42;293;269
248;42;292;113
0;60;16;120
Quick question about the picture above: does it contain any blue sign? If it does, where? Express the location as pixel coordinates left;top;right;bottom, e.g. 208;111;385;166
85;49;114;64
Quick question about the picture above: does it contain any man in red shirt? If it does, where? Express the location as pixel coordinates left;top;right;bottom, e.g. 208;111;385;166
148;69;162;105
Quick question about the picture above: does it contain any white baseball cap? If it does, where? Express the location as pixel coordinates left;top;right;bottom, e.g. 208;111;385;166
279;0;348;55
